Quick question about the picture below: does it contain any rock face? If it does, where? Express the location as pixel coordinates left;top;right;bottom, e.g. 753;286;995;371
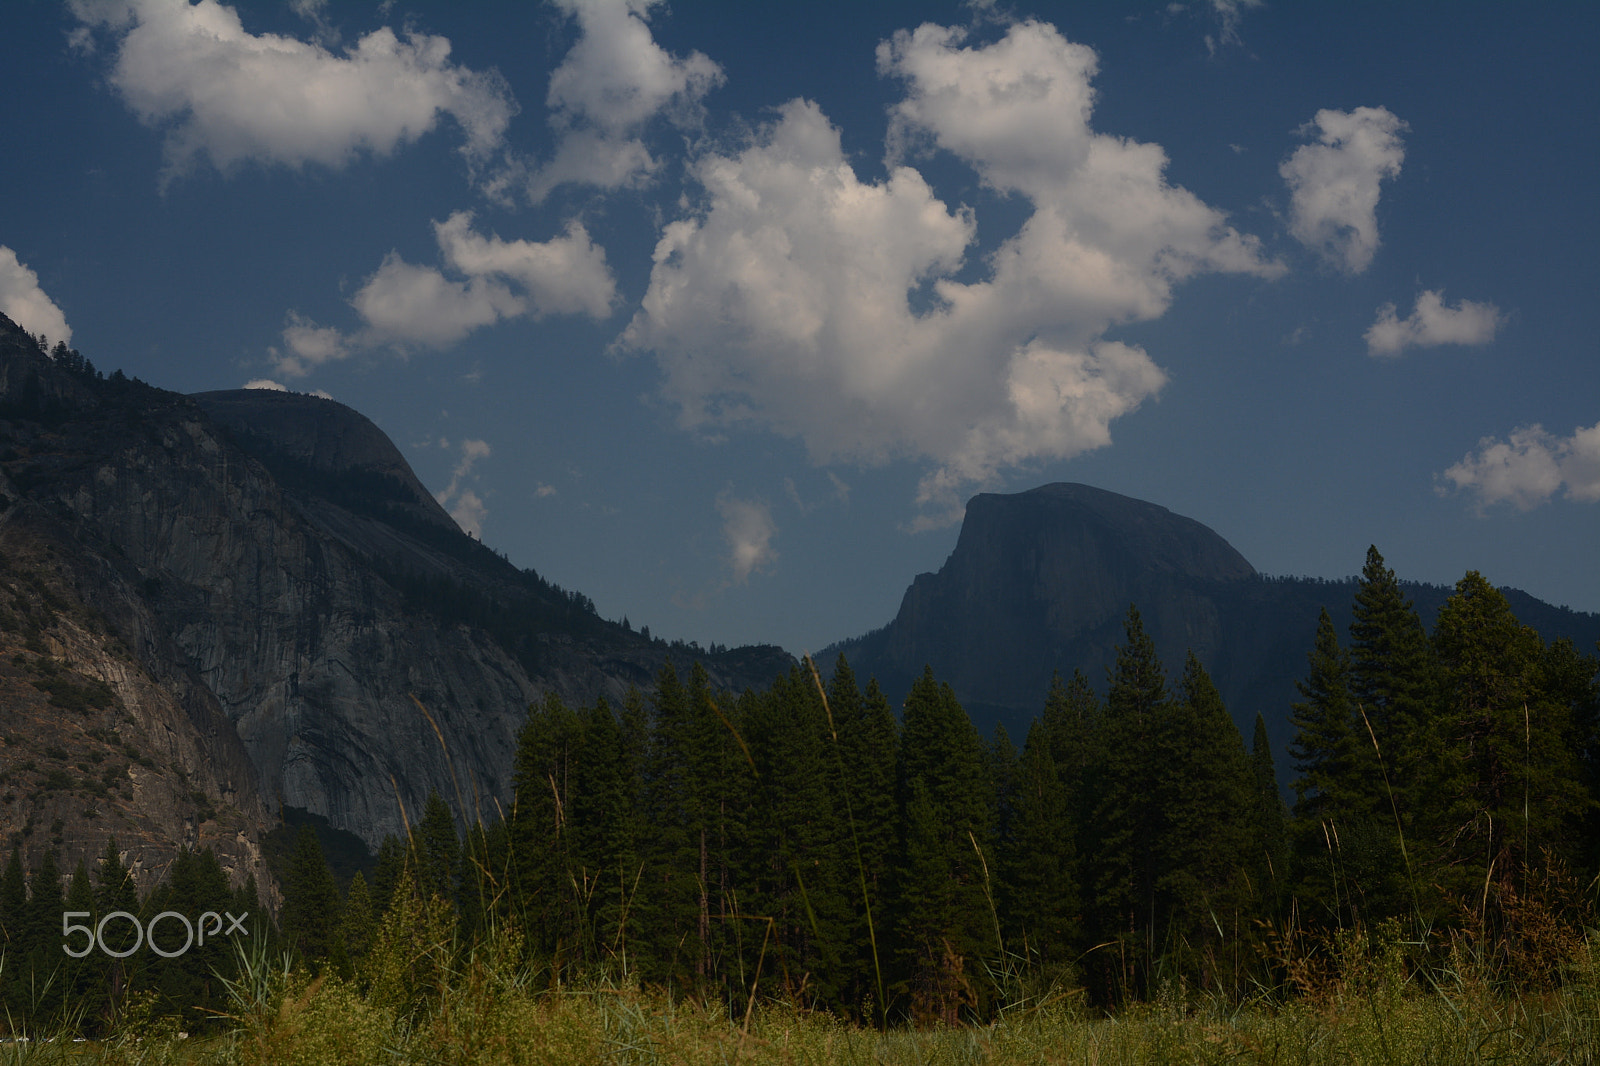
827;482;1600;756
0;313;791;870
841;484;1256;720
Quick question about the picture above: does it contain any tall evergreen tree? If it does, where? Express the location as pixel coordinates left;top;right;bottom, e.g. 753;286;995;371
0;846;25;950
94;837;140;1023
1285;608;1398;922
1540;637;1600;878
414;790;462;910
1160;654;1255;989
23;850;65;1023
569;694;642;967
1348;547;1438;811
637;662;745;988
742;667;852;1008
62;860;104;1032
892;667;996;1022
281;825;342;969
1091;606;1170;995
1429;572;1586;898
343;871;377;966
1343;548;1434;922
1249;714;1289;917
1000;705;1078;974
369;835;407;919
827;658;896;1015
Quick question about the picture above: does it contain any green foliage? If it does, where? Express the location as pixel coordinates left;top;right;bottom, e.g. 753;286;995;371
280;826;342;972
892;667;998;1022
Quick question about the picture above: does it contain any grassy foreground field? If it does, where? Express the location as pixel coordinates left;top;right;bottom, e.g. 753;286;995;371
5;932;1596;1066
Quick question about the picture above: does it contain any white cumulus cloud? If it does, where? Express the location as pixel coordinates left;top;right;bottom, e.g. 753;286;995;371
1280;106;1407;273
272;212;616;374
351;252;524;351
0;247;72;346
70;0;516;184
435;213;617;320
525;0;723;202
1365;289;1504;357
1441;420;1600;510
623;19;1281;517
242;377;287;391
717;491;777;583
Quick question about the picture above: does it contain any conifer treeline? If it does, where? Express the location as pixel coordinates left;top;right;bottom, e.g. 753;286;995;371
355;545;1597;1020
2;547;1596;1031
0;839;264;1033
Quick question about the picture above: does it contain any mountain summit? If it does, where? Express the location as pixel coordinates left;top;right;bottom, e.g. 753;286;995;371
834;483;1256;719
827;482;1600;749
0;312;789;886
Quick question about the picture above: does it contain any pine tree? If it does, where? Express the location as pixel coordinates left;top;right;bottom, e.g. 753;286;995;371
414;790;462;910
827;657;897;1015
1343;548;1433;922
0;847;25;1023
1001;708;1078;973
63;860;105;1033
570;695;644;970
741;667;852;1008
1250;714;1289;916
1540;637;1600;878
1091;606;1170;994
510;693;586;966
892;667;996;1021
26;849;63;953
0;846;25;949
638;662;723;987
95;837;138;918
1430;572;1586;898
1348;547;1437;811
1159;654;1255;989
152;848;234;1025
281;825;341;969
94;838;140;1023
1285;608;1397;922
24;850;65;1022
343;871;377;965
367;835;405;920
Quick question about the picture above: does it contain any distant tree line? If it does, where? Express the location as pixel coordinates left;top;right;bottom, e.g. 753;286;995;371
265;545;1600;1023
1;546;1595;1032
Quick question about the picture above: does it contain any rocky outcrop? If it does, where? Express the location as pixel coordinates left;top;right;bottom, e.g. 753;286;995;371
0;313;791;863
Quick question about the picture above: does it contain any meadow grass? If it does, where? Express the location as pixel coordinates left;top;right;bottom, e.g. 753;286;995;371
2;925;1592;1066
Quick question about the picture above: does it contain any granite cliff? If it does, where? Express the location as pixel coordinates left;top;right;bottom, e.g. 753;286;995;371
0;313;791;884
827;482;1600;759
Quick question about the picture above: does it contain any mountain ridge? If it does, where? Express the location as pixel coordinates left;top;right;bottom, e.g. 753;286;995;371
0;312;791;885
825;481;1600;760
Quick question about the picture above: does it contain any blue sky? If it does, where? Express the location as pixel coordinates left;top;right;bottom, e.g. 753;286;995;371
2;0;1596;657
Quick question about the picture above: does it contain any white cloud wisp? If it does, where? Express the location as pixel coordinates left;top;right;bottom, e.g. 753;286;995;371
1280;106;1407;273
717;491;777;583
435;437;493;537
1441;421;1600;510
1366;289;1504;357
71;0;516;184
623;19;1282;518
